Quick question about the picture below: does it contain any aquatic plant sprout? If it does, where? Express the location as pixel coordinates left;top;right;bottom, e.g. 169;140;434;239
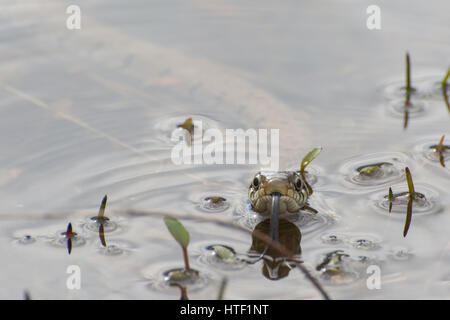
434;135;446;168
98;195;107;218
62;222;76;255
405;52;412;103
91;195;110;223
177;117;194;146
387;168;419;237
164;216;191;270
300;147;322;174
403;52;413;129
91;195;109;246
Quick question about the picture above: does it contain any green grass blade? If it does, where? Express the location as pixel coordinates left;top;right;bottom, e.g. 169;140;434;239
388;187;394;213
406;53;411;92
403;109;409;129
300;147;322;173
405;52;412;106
405;167;415;194
98;195;107;217
164;216;190;248
442;67;450;86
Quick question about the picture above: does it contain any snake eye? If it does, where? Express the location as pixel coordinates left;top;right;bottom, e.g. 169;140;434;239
252;177;260;188
294;177;303;191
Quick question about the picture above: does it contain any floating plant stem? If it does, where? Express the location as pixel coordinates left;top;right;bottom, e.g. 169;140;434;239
164;216;191;271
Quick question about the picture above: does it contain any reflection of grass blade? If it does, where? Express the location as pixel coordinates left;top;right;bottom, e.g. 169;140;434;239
67;238;72;255
388;187;394;213
300;147;322;173
439;152;445;168
98;195;107;217
99;224;106;247
170;283;189;300
403;108;409;130
217;277;228;300
405;167;415;194
403;197;413;237
180;286;189;300
23;291;32;300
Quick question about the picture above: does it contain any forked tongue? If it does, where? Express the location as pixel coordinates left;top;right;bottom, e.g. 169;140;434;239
270;192;281;242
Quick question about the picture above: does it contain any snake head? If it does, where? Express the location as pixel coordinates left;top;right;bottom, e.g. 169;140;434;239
248;171;309;216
